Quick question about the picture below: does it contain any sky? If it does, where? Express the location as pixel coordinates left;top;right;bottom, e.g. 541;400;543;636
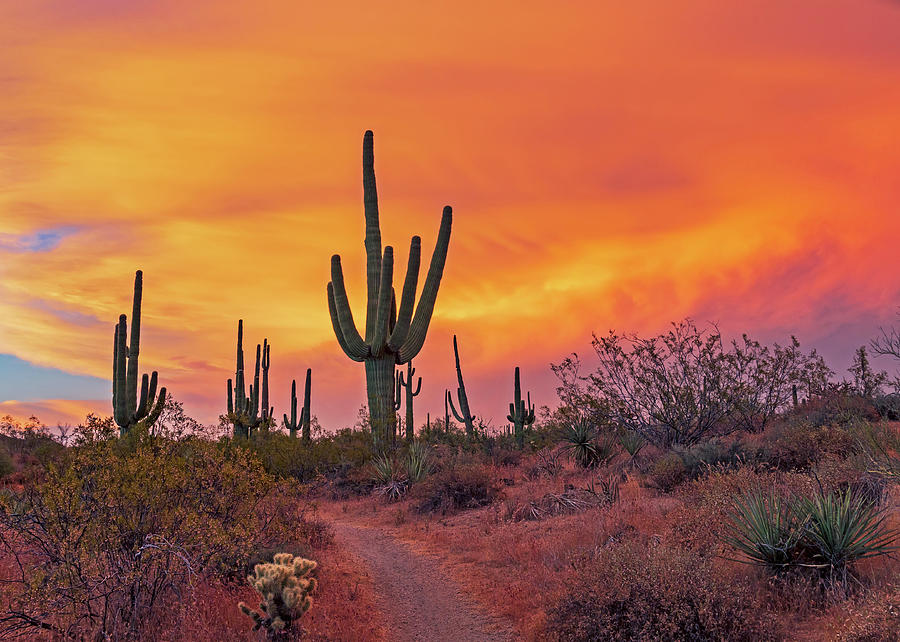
1;0;899;429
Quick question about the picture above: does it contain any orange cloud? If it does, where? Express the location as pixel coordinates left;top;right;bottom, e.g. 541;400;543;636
1;1;899;427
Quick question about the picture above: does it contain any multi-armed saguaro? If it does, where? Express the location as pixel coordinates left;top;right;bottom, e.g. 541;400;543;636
284;368;312;442
112;270;167;437
327;130;452;442
397;361;422;439
227;320;271;438
507;366;535;448
447;335;476;436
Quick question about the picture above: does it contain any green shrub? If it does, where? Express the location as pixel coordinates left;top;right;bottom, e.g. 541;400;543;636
0;430;312;639
545;542;777;641
562;420;615;469
0;448;15;479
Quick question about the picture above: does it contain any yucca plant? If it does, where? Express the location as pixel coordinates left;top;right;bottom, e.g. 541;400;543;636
724;490;802;572
564;420;615;468
617;428;646;462
405;440;433;484
371;452;408;501
797;487;899;582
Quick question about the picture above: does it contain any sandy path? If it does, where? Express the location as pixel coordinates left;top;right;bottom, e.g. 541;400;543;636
332;522;514;642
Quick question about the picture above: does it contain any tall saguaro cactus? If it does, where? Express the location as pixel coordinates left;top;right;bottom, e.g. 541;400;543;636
261;339;273;423
284;369;312;442
507;366;535;448
327;130;452;443
227;320;269;438
398;361;422;439
112;270;167;437
447;335;476;436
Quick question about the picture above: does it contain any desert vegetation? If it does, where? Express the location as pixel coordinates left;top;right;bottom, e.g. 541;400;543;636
2;132;899;641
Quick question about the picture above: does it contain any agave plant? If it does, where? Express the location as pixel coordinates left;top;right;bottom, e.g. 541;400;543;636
797;487;899;581
723;490;802;571
371;452;409;501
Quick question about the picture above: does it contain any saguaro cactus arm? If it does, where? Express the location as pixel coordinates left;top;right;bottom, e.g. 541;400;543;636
397;208;452;364
328;260;369;360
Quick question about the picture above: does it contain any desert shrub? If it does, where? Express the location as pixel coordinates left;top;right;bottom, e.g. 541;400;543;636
248;427;374;482
676;439;754;477
413;463;502;514
763;418;858;470
0;448;14;479
873;393;900;421
647;451;688;492
544;541;777;641
794;391;880;428
851;421;900;482
0;430;310;639
558;320;827;448
481;436;522;466
827;582;900;641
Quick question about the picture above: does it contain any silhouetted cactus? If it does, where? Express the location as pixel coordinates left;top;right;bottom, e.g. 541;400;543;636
283;369;312;441
261;339;273;424
327;131;452;443
447;335;476;436
112;270;166;437
445;389;452;432
507;367;535;448
238;553;317;635
227;320;269;438
398;361;422;439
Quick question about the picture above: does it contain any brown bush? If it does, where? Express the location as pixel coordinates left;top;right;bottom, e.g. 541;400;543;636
412;463;502;514
764;420;857;470
544;541;778;641
646;451;688;492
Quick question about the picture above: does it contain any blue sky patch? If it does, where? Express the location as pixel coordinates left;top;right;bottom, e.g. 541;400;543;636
0;354;108;402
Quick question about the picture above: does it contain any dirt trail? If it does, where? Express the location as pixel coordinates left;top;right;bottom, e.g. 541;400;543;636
332;522;514;642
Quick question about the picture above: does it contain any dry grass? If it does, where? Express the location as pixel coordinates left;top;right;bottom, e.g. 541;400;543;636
319;444;900;641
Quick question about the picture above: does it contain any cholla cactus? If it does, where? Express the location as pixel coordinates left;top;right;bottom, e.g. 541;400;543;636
238;554;318;634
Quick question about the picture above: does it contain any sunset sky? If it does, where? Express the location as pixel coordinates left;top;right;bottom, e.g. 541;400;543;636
1;0;899;429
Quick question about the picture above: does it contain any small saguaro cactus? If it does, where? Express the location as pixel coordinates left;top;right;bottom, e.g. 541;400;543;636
112;270;167;437
447;335;476;437
327;130;453;444
284;368;312;442
238;553;318;635
507;366;535;448
227;320;270;438
398;361;422;439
